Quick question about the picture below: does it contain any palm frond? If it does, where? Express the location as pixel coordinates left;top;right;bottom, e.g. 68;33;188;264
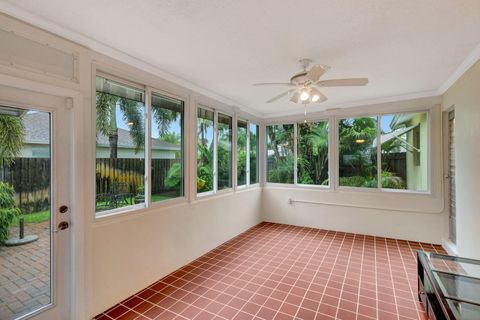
119;98;145;153
0;115;25;166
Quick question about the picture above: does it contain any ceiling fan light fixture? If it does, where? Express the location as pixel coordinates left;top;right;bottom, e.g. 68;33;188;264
300;90;310;101
311;94;320;102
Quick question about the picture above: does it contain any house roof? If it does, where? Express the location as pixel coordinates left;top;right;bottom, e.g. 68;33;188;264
22;112;180;151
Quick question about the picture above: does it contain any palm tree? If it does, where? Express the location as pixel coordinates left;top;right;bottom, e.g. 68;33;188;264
298;122;328;184
0;114;25;166
96;93;145;158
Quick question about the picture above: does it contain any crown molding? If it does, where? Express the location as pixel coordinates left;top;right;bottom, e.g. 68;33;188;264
1;2;479;120
438;43;480;94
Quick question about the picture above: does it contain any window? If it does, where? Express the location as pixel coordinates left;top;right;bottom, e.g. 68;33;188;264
297;121;329;186
95;76;145;213
151;93;184;202
237;121;259;188
249;123;259;184
196;107;234;195
337;112;429;191
266;124;294;184
380;112;428;191
217;113;232;190
197;108;214;194
237;120;247;187
338;116;378;188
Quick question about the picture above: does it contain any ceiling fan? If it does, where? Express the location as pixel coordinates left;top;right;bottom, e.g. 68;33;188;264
254;59;368;104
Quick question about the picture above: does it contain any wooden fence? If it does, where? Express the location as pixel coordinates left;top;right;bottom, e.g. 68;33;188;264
0;158;50;214
96;158;179;195
1;157;179;214
382;152;407;179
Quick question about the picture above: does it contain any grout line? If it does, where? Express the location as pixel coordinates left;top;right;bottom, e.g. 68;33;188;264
94;223;445;320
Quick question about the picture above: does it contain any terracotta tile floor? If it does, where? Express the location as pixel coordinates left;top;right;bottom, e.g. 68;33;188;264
94;222;445;320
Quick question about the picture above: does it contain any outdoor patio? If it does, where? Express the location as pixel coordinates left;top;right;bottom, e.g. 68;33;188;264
0;221;51;319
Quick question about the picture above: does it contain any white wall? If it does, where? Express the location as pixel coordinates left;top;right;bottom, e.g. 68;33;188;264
442;59;480;260
261;98;447;244
262;187;444;243
91;188;261;315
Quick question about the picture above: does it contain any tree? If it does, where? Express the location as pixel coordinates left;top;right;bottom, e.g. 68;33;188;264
267;125;294;183
96;93;145;158
160;132;181;145
338;117;377;182
196;117;214;192
0;114;25;166
298;122;329;185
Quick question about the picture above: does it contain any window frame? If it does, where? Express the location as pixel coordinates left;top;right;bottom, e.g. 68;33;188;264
236;119;260;190
264;122;296;186
147;87;188;209
335;114;380;192
378;110;431;194
94;71;190;218
265;119;331;189
216;111;234;192
296;119;331;189
94;73;148;218
335;109;432;194
196;105;234;198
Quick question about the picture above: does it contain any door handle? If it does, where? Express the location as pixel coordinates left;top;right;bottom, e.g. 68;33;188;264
53;221;70;233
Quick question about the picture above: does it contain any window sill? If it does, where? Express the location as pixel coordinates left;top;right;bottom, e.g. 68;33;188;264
95;203;146;219
195;188;234;201
265;183;332;191
94;197;188;224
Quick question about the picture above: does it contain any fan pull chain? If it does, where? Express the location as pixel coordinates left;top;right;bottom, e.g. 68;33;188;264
304;103;307;123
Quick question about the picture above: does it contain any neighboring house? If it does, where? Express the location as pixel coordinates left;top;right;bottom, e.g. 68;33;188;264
374;112;428;191
390;112;428;191
20;111;180;159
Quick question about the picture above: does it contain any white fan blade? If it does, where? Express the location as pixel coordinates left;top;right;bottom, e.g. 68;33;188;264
316;78;368;87
290;91;301;103
253;82;294;87
306;64;330;82
267;89;295;103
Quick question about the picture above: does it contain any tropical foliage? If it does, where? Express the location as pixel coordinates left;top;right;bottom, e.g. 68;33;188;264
217;116;232;189
0;114;25;166
267;124;294;183
297;122;329;185
265;118;405;188
338;117;378;187
0;182;21;242
197;115;214;192
96;92;145;158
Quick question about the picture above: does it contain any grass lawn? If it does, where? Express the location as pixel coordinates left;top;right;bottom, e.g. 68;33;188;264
152;194;177;202
12;210;50;226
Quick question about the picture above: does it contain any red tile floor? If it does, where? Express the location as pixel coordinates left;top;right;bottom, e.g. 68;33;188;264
94;222;445;320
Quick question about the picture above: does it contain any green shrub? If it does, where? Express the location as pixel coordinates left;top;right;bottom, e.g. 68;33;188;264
165;163;182;190
0;182;21;242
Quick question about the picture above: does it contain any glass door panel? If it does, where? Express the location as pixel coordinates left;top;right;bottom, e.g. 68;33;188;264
0;89;70;320
0;107;52;319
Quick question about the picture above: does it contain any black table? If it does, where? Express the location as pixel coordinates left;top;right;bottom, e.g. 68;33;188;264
417;251;480;320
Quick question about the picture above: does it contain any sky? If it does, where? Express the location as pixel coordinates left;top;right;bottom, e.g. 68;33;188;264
115;104;182;139
380;115;394;133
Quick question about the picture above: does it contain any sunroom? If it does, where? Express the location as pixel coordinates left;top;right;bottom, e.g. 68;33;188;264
0;2;479;320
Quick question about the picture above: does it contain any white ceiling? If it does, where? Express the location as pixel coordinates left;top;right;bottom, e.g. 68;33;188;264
2;0;480;117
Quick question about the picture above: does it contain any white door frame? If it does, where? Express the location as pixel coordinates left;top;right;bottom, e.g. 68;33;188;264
0;77;84;319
